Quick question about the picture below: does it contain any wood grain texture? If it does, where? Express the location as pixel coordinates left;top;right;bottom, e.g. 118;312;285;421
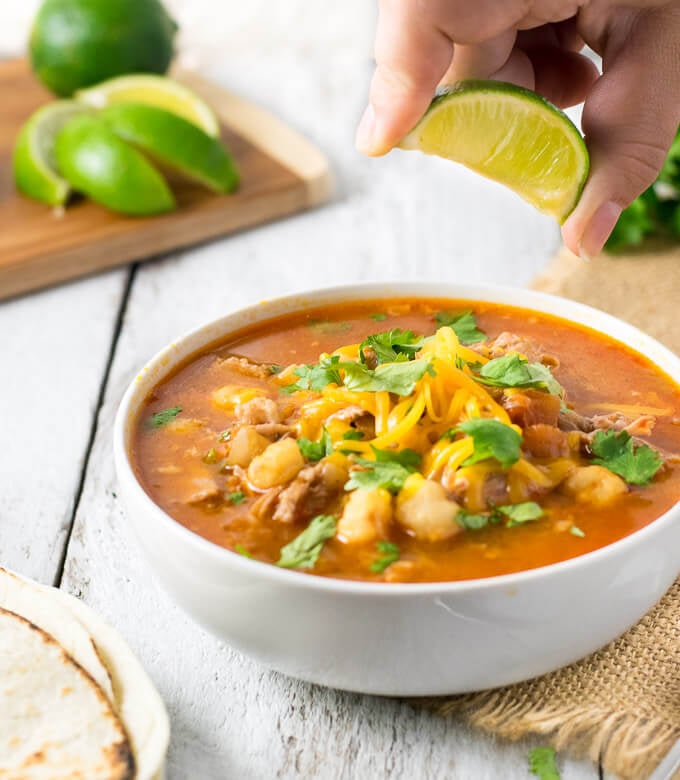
0;59;331;301
0;268;128;584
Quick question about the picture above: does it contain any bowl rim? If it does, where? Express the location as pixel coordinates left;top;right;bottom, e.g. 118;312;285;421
113;280;680;596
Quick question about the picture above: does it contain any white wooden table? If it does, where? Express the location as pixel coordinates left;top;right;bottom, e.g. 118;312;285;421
1;2;605;777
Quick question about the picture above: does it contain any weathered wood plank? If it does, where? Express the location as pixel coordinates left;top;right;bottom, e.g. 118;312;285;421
0;270;128;584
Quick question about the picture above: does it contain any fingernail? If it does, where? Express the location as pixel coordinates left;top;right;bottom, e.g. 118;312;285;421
580;201;622;258
577;243;592;263
355;104;376;153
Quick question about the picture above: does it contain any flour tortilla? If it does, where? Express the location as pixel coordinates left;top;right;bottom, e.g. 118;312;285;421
0;607;134;779
47;586;170;780
0;568;114;701
0;569;169;780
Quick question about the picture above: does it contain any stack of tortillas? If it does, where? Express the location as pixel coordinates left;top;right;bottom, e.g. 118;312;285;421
0;567;169;779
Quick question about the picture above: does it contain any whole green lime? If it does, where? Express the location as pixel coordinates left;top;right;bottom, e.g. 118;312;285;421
29;0;178;97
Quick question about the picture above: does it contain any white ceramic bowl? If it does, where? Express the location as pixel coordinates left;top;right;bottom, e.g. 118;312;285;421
114;283;680;695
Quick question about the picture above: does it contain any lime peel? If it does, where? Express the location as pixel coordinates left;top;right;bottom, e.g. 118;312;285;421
101;103;238;194
399;80;589;222
55;113;175;216
13;101;89;206
76;75;220;137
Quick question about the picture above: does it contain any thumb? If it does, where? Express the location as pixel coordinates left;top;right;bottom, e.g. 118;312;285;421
561;7;680;258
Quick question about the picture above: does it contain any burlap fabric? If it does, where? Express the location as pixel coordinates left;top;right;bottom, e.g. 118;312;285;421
420;246;680;779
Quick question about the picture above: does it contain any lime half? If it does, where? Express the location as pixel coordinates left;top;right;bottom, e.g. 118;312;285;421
76;75;219;137
101;103;238;194
55;114;175;215
400;81;589;222
13;101;88;205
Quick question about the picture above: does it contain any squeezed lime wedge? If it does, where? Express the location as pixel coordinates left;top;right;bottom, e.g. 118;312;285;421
400;81;589;222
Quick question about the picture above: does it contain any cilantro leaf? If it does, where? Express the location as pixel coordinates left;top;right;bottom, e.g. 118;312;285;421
282;356;342;393
457;418;522;469
456;510;495;530
342;430;365;441
434;310;486;344
359;328;424;364
370;541;400;573
456;502;542;530
297;428;334;461
473;354;563;397
529;747;560;780
227;491;246;505
370;312;387;321
570;524;585;538
341;359;431;395
345;447;421;494
276;514;337;569
234;543;252;558
590;430;663;486
497;501;543;526
218;429;231;442
149;406;182;428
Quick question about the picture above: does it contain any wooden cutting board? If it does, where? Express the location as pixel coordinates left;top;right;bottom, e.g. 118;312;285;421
0;59;332;301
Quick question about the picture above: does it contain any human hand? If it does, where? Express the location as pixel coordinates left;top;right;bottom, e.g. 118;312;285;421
356;1;680;257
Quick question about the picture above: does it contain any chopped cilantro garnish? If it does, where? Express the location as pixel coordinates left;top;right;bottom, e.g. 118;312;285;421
345;447;421;494
434;310;486;344
202;448;219;464
570;524;585;538
497;501;543;526
473;354;563;397
297;428;334;461
590;430;663;486
282;355;343;394
149;406;182;428
456;510;496;531
370;312;387;321
370;541;400;573
269;364;283;375
456;502;542;530
343;429;365;440
281;354;431;397
235;543;252;558
227;491;246;505
307;319;352;334
276;514;337;569
341;358;431;395
529;747;560;780
457;418;522;469
359;328;424;364
218;429;231;442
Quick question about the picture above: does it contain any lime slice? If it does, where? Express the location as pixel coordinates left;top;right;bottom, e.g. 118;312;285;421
13;101;88;205
76;75;219;137
400;81;589;222
55;114;175;215
101;103;239;194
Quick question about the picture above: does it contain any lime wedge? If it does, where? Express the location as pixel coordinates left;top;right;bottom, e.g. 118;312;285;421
400;81;589;222
13;101;88;205
76;75;219;137
55;114;175;215
101;103;239;194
